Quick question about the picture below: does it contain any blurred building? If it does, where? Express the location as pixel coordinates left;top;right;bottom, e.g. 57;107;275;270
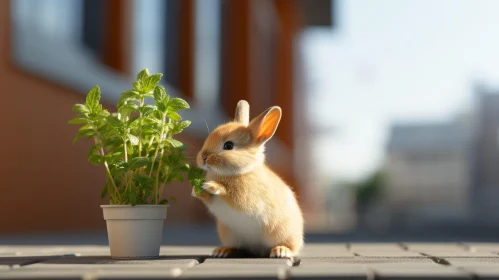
381;85;499;229
471;87;499;223
384;122;471;227
0;0;334;234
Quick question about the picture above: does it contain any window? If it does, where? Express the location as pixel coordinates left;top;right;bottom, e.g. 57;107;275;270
11;0;129;102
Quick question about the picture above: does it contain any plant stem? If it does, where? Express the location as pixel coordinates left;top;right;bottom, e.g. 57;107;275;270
155;147;165;203
138;98;144;157
149;113;167;203
93;137;120;202
123;140;128;162
124;138;132;192
159;166;170;201
147;137;154;152
156;131;172;202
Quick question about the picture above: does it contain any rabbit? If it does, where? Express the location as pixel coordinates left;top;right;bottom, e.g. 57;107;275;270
192;100;304;258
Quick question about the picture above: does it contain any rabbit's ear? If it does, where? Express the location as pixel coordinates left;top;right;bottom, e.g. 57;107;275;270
248;106;282;144
235;100;250;125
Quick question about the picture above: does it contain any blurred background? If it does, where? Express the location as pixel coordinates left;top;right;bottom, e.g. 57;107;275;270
2;0;499;244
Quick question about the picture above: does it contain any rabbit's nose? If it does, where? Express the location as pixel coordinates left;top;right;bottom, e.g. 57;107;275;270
202;151;209;163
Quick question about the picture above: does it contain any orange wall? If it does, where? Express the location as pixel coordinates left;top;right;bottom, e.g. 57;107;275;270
0;0;209;234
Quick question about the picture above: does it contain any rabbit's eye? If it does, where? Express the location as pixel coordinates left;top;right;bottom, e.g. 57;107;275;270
223;141;234;150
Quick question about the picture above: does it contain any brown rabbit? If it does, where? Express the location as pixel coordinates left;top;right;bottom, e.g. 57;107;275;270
193;100;304;258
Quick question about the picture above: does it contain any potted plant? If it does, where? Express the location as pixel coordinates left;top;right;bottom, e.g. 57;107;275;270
69;69;204;259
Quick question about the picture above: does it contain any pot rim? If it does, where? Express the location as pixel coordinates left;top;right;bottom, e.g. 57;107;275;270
100;204;169;208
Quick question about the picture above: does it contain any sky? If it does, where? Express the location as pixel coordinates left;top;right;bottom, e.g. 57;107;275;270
302;0;499;182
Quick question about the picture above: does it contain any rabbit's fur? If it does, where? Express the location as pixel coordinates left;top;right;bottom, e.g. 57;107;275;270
193;100;304;258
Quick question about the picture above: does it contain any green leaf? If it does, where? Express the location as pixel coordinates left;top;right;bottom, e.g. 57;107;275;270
157;103;167;112
118;103;139;116
118;91;140;107
167;111;182;121
129;157;151;170
72;104;89;113
128;134;139;145
170;172;184;183
100;109;110;117
88;154;103;166
143;116;162;126
133;80;142;92
142;126;160;136
130;190;137;206
73;128;96;144
73;125;96;143
143;74;163;92
134;174;155;189
105;150;124;161
68;117;88;125
168;97;190;112
136;68;150;81
99;126;119;140
188;166;205;196
86;86;101;110
126;142;135;154
100;183;108;199
127;116;140;126
139;105;157;116
153;85;167;105
106;116;124;130
164;138;183;148
110;166;127;178
159;199;169;205
172;120;191;134
121;90;140;99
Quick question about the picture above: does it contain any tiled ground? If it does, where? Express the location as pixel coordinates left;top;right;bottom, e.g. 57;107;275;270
1;243;499;279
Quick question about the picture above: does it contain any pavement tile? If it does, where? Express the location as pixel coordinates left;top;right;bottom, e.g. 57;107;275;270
0;255;73;268
160;246;213;257
423;251;498;257
289;266;370;280
0;256;45;267
30;255;199;269
179;266;287;279
200;258;294;267
349;243;405;251
299;256;434;266
372;264;472;280
346;243;422;257
403;243;498;257
404;243;465;252
0;246;109;257
0;269;86;279
354;251;422;257
300;244;354;257
462;243;499;254
446;257;499;268
0;246;212;257
93;268;182;279
3;267;183;279
179;258;292;279
463;266;499;280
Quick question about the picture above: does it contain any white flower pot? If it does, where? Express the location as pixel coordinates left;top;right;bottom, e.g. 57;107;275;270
101;205;167;259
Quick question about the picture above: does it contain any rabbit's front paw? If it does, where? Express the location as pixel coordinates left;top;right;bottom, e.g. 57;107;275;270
212;246;237;258
202;181;225;195
270;246;293;258
191;188;198;197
